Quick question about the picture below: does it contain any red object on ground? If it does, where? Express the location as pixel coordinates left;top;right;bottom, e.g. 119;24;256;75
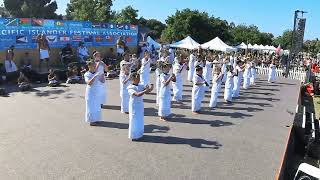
306;83;314;96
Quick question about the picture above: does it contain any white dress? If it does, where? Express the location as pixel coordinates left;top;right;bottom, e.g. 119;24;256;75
155;68;161;105
268;64;276;82
140;58;151;86
232;65;243;98
203;61;213;84
229;56;234;66
188;54;195;81
172;63;184;101
209;74;223;107
95;61;107;105
120;74;131;113
192;74;206;112
84;71;101;123
222;63;227;83
128;84;145;140
224;72;234;101
233;57;237;70
250;62;257;85
158;73;172;117
243;63;251;89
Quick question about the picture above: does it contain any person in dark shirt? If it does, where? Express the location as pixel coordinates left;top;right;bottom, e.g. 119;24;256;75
66;66;81;84
48;69;60;87
61;43;73;66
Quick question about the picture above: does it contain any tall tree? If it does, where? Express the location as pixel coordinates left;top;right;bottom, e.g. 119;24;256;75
230;24;273;45
66;0;113;22
0;5;10;17
138;18;166;40
161;9;232;44
4;0;59;19
114;5;138;24
273;30;293;49
303;39;320;56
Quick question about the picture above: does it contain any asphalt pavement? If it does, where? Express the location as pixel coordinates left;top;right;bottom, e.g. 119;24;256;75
0;72;300;180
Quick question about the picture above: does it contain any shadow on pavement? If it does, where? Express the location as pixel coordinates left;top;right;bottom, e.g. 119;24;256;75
94;121;170;133
167;117;234;127
138;135;222;149
102;105;121;110
216;106;264;112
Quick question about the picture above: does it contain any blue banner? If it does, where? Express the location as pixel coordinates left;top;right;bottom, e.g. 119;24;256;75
0;18;139;50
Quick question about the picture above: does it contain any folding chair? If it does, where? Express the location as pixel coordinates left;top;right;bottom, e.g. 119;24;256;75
293;163;320;180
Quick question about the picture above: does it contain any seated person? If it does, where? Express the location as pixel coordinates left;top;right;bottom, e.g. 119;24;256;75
19;52;42;83
77;42;89;63
61;43;73;65
48;69;60;87
80;66;87;78
66;66;81;84
4;49;19;83
17;72;32;91
20;52;32;70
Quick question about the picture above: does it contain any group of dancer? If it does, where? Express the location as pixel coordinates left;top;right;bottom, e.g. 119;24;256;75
84;48;278;141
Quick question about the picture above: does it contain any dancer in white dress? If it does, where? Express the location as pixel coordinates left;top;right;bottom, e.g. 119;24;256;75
224;65;234;103
232;60;244;98
188;51;196;82
243;60;252;89
203;55;213;91
192;66;208;114
140;51;151;86
84;61;103;126
203;56;213;83
172;54;186;102
221;59;228;83
120;64;131;113
250;59;257;85
209;67;223;108
158;63;175;121
93;51;109;106
268;60;276;83
128;72;153;141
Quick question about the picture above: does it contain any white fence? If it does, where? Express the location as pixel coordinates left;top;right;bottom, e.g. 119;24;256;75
256;66;306;82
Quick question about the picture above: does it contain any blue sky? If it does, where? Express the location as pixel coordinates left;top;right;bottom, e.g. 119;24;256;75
1;0;319;39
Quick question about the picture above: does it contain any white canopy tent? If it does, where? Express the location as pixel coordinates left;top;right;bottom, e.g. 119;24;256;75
258;44;265;50
201;37;237;52
169;36;200;50
147;36;161;49
236;42;247;49
252;44;260;50
248;43;253;49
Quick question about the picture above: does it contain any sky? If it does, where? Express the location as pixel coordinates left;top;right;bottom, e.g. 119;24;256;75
1;0;319;40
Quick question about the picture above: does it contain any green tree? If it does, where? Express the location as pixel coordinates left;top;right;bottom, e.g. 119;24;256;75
4;0;59;19
303;39;320;56
161;9;232;44
66;0;113;22
138;18;166;40
230;24;273;45
0;5;10;17
273;30;293;49
114;5;138;24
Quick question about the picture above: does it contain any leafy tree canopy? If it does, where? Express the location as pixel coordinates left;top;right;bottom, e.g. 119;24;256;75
161;9;232;44
4;0;60;19
66;0;113;22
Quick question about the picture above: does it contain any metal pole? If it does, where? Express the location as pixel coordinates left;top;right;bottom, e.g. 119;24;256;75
286;10;299;77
